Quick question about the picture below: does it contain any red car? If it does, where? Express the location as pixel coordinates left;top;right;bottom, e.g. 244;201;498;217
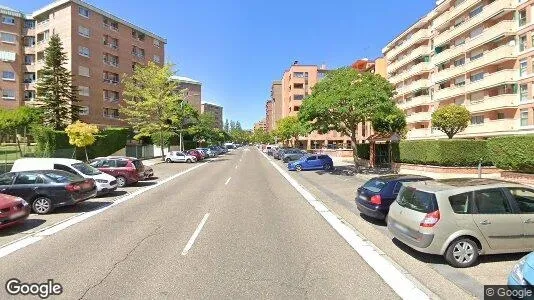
186;150;204;161
90;157;146;187
0;193;30;229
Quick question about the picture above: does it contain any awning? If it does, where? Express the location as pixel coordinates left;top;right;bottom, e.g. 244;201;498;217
0;51;16;62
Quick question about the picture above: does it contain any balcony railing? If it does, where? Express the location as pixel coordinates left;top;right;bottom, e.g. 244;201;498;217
405;128;432;139
466;94;518;113
398;95;431;110
390;62;432;84
388;46;431;72
398;79;430;96
433;0;479;30
434;0;514;47
386;29;430;61
103;60;119;67
104;96;120;102
462;119;516;135
466;69;518;93
104;41;118;50
434;84;466;101
406;111;432;124
103;78;119;84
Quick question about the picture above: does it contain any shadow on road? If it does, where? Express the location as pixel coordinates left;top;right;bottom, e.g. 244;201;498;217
54;200;113;214
99;190;128;198
359;213;387;227
0;218;46;237
133;181;157;187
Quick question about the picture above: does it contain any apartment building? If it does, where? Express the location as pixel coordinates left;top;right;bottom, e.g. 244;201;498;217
383;0;534;140
0;0;165;126
172;76;202;113
201;102;223;129
267;80;282;132
254;119;266;131
265;99;273;131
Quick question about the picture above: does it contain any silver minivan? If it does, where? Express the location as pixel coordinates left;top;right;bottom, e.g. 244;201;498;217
387;178;534;267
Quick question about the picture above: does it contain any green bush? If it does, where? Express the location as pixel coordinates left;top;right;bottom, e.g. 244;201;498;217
398;139;490;167
356;143;370;160
488;135;534;173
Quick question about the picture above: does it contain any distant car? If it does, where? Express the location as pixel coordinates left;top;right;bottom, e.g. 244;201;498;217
356;175;432;221
209;146;222;155
387;178;534;267
273;148;290;160
0;170;97;214
282;150;307;162
197;148;215;157
0;193;30;229
186;150;203;161
165;151;196;163
508;252;534;290
287;154;333;171
12;158;117;196
90;157;145;187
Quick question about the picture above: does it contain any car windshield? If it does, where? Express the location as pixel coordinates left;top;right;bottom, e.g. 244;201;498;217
132;160;143;170
362;179;387;193
72;163;102;176
44;171;83;183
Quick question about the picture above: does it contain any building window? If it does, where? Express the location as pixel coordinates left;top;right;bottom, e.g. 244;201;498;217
103;108;119;119
520;35;527;52
470;27;483;38
2;15;15;25
103;17;118;31
469;5;483;18
79;7;90;18
78;46;90;57
0;32;16;44
36;30;49;44
454;57;465;66
103;36;118;49
293;72;305;78
23;73;35;83
497;112;505;120
103;72;119;84
520;109;529;126
454;38;465;46
2;71;15;81
520;59;528;77
132;46;145;58
455;76;466;86
153;55;160;63
79;106;89;116
24;90;36;101
78;25;90;37
78;66;90;77
24;20;35;29
471;115;484;125
132;30;145;41
78;86;90;96
153;39;160;47
519;9;527;27
520;84;528;102
470;72;484;82
103;90;119;102
2;89;15;100
24;55;34;65
470;50;483;61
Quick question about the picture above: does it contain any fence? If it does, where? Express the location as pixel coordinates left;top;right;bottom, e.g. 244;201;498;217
0;143;36;173
125;145;155;159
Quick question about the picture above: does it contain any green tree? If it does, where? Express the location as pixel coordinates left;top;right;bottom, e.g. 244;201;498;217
230;120;236;131
224;119;230;132
431;104;471;139
35;34;79;130
275;116;309;147
121;62;183;159
188;113;217;145
299;67;396;165
0;107;42;155
251;128;275;144
372;106;407;164
236;121;242;130
64;121;99;161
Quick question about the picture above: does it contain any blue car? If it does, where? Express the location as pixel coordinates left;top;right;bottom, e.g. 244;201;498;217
508;252;534;291
287;154;333;171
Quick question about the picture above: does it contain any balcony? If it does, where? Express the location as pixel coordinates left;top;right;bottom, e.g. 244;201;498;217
390;62;432;84
466;94;518;113
398;95;431;110
406;128;432;139
406;111;432;124
434;85;466;101
462;119;516;135
389;46;431;72
434;0;515;47
433;64;466;84
398;79;430;96
387;29;430;60
103;60;119;68
104;42;119;50
466;69;518;93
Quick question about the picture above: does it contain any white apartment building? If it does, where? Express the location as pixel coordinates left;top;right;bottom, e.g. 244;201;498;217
383;0;534;139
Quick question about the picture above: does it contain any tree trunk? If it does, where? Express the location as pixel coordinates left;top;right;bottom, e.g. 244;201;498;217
85;147;89;162
160;129;165;161
15;129;23;157
447;132;454;139
350;130;360;173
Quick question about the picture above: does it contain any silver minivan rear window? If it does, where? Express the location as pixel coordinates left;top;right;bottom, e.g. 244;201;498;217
396;187;438;213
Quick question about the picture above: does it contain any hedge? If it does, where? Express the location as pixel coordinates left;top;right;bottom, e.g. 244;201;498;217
487;135;534;173
398;139;490;167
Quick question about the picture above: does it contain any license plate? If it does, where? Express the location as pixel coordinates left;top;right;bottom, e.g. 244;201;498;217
10;211;26;220
358;195;368;201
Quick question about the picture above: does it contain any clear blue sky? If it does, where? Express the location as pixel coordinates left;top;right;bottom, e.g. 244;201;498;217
6;0;435;129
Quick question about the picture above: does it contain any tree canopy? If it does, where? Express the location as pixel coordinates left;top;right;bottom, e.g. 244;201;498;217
275;116;309;146
431;104;471;139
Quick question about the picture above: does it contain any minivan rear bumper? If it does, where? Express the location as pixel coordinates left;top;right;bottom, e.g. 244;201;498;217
387;218;435;251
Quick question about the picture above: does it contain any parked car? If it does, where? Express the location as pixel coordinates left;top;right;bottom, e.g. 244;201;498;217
165;151;196;163
387;178;534;268
0;170;97;214
186;150;204;161
273;148;290;160
144;165;154;179
12;158;117;196
282;150;307;163
215;146;228;154
197;148;215;158
267;146;278;156
0;193;30;229
209;146;222;155
356;175;432;221
508;252;534;289
287;154;334;171
90;157;145;187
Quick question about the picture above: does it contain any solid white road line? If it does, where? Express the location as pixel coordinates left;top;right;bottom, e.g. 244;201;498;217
259;150;431;300
0;161;211;260
235;165;238;169
225;177;232;185
181;213;210;256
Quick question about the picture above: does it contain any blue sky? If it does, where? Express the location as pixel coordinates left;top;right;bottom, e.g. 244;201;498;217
6;0;435;129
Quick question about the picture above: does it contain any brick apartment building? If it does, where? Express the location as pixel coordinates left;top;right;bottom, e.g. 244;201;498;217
265;99;273;131
383;0;534;139
254;119;266;131
266;80;282;132
201;102;223;129
0;0;165;126
172;76;202;113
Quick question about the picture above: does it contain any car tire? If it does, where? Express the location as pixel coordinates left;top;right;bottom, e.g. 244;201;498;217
296;165;302;172
186;159;192;163
323;163;333;171
445;238;479;268
166;158;172;163
32;197;53;214
116;176;127;187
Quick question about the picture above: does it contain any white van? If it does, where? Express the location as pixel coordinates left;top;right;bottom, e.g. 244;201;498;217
11;158;118;195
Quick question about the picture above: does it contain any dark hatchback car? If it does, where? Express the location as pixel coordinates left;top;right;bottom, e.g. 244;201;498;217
0;170;97;214
91;157;146;187
0;193;30;229
356;175;431;220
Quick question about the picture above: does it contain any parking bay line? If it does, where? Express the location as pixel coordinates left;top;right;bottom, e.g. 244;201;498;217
181;213;210;256
225;177;231;185
259;150;431;300
0;161;211;260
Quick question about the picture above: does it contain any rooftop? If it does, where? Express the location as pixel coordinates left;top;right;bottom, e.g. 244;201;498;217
0;5;25;17
202;102;222;108
171;75;201;85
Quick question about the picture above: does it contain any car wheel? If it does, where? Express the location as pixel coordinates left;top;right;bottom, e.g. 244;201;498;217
445;238;479;268
296;165;302;171
32;197;53;214
166;158;172;163
186;159;192;163
323;163;333;170
116;176;127;187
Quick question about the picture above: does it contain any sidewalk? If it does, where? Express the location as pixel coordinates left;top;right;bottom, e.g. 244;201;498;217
142;157;165;166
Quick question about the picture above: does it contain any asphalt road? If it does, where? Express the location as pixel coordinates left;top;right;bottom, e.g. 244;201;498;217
0;148;398;299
